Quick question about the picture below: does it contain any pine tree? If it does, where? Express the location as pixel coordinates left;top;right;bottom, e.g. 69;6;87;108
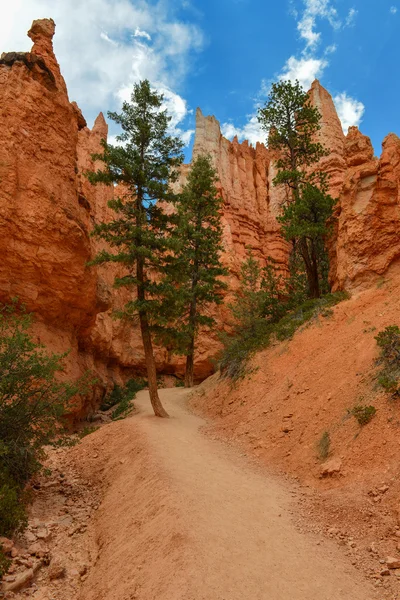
86;80;184;418
258;80;335;298
162;154;227;387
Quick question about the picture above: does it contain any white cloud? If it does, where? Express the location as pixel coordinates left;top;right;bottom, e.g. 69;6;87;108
390;6;398;14
297;0;340;49
334;92;365;132
134;27;151;41
325;43;337;54
100;32;118;47
0;0;203;146
221;115;265;146
345;8;358;26
279;55;328;90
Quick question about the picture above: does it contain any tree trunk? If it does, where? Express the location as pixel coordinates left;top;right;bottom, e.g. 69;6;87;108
300;238;320;299
184;286;197;388
136;252;168;418
184;336;195;388
139;310;169;418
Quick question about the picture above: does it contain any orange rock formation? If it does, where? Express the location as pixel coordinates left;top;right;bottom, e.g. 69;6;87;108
1;19;400;414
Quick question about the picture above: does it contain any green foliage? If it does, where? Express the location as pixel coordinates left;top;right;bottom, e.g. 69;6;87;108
220;255;349;379
86;79;184;416
258;80;327;181
350;405;376;426
375;325;400;396
174;379;185;387
100;378;146;411
78;426;100;439
317;431;331;460
219;255;272;380
158;154;228;385
0;300;92;542
272;292;349;342
0;301;91;486
0;478;28;537
0;549;11;579
86;80;184;327
100;378;146;421
258;79;336;299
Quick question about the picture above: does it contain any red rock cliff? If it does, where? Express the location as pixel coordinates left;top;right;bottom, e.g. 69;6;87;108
1;19;400;414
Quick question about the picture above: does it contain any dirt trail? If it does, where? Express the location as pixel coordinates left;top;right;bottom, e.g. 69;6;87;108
78;388;376;600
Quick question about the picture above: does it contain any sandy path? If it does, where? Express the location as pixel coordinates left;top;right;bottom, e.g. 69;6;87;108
79;388;377;600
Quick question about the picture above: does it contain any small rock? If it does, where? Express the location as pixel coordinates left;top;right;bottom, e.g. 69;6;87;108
381;569;391;577
36;528;50;541
386;556;400;569
378;485;389;494
48;563;65;581
282;426;293;433
320;458;342;477
24;532;36;544
0;538;13;555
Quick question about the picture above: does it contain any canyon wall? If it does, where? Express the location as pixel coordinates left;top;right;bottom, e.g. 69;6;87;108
1;19;400;415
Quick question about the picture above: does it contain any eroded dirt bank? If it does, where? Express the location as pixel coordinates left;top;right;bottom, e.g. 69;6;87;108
5;389;381;600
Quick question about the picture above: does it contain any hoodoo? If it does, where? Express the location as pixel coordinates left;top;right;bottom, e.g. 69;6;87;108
1;19;400;415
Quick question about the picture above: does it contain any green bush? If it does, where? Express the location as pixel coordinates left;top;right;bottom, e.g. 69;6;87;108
350;405;376;426
219;256;350;382
100;378;146;420
0;479;28;537
375;326;400;397
317;431;331;460
0;300;92;544
0;549;11;579
101;378;146;411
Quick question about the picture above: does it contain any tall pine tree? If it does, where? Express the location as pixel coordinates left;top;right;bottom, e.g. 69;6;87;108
162;154;227;387
258;80;335;298
86;80;183;418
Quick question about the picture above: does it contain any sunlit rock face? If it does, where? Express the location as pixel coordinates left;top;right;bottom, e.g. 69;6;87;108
1;19;399;415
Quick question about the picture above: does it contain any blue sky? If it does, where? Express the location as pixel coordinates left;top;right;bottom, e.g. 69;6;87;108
2;1;399;156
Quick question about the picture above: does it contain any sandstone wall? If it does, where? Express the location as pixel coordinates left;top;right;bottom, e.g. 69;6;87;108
1;19;400;415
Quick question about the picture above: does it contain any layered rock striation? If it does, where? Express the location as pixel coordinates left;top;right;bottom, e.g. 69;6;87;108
1;19;400;415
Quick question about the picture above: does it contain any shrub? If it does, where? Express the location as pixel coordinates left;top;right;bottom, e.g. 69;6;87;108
219;256;350;381
101;378;146;411
78;426;100;439
350;405;376;426
375;326;400;397
0;300;92;544
100;378;146;420
0;301;92;486
0;549;11;579
0;478;28;537
317;431;331;460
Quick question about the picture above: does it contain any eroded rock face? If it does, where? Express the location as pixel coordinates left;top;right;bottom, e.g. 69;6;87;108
186;108;290;276
1;18;400;415
330;129;400;291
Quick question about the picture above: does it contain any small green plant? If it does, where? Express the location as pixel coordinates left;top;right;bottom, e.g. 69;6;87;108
0;548;11;578
317;431;331;460
0;478;28;537
78;426;99;439
111;396;134;420
350;405;376;426
101;378;146;411
100;378;146;421
174;379;185;387
375;325;400;397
